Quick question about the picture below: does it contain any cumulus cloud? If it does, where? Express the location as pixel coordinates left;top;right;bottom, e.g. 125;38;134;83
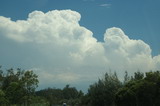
103;27;154;73
0;10;160;90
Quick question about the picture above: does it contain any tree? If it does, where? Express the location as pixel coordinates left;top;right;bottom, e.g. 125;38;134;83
133;71;144;80
0;66;4;89
115;71;160;106
63;84;79;99
20;70;39;105
123;71;130;84
36;85;84;106
0;67;39;105
0;89;8;105
88;72;122;106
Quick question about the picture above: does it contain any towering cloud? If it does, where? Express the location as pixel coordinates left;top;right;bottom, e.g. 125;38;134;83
103;27;154;73
0;10;159;89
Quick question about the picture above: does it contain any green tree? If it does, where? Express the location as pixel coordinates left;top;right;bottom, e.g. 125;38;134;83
115;71;160;106
0;67;39;105
5;82;25;105
0;89;8;105
133;71;144;80
63;84;79;99
0;66;4;89
123;71;130;84
88;72;122;106
36;85;84;106
20;70;39;105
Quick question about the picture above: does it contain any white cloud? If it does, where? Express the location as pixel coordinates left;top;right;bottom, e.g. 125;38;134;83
153;55;160;70
103;27;154;73
99;4;111;7
0;10;160;90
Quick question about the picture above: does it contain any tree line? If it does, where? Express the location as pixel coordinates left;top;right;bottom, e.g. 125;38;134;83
1;66;160;106
36;85;84;106
84;71;160;106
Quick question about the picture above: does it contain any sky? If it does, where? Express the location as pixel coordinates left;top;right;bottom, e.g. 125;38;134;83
0;0;160;91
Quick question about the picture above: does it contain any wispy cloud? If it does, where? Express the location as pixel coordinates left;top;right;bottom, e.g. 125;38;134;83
83;0;95;2
99;3;111;8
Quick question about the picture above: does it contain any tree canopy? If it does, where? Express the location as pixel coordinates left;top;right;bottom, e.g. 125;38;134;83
1;65;160;106
115;71;160;106
0;67;39;105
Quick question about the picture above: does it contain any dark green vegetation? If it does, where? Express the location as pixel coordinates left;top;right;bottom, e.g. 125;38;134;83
1;66;160;106
0;66;41;106
36;85;84;106
86;71;160;106
115;71;160;106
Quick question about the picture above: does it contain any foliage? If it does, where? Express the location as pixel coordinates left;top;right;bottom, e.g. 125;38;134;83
36;85;84;106
1;65;160;106
87;72;122;106
0;67;39;105
115;71;160;106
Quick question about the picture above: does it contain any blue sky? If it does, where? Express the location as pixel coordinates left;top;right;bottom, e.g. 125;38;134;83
0;0;160;91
